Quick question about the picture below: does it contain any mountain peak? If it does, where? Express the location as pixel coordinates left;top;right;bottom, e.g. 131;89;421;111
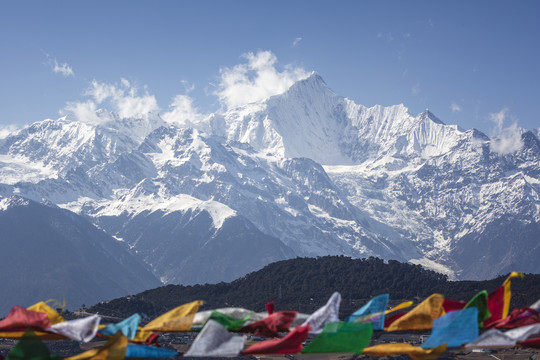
281;71;335;101
418;108;445;125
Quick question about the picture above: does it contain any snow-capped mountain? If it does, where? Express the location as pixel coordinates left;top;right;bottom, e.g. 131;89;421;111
0;72;538;296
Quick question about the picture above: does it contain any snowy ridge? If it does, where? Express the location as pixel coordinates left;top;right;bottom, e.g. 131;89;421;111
72;192;236;229
0;73;538;282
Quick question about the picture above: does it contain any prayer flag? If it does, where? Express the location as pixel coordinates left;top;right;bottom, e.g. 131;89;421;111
266;301;274;315
302;321;373;354
192;308;263;328
65;331;127;360
6;329;61;360
421;308;478;349
346;294;388;330
0;306;50;332
484;272;524;328
125;344;179;358
443;299;466;313
242;324;310;355
207;310;251;331
301;292;341;334
386;294;445;331
465;323;540;348
142;300;203;332
490;307;540;329
185;320;245;357
47;314;100;343
240;311;297;338
363;343;447;360
27;302;65;325
464;290;491;327
99;313;141;339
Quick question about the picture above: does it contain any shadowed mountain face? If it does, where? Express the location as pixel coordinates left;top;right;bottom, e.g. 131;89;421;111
0;196;160;315
0;73;539;288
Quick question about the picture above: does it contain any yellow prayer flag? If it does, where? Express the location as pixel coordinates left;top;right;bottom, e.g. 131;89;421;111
502;272;524;319
385;300;414;315
65;331;127;360
142;300;203;332
0;330;64;340
27;301;65;325
363;343;447;360
354;300;413;323
386;294;444;331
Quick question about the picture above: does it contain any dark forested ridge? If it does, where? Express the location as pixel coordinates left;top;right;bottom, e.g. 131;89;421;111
88;256;540;319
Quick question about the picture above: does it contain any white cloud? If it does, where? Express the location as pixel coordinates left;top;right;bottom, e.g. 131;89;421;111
53;59;74;77
181;80;195;93
43;52;75;77
450;102;461;112
489;108;524;155
86;79;159;119
63;78;159;123
0;124;19;139
292;37;302;47
162;94;205;128
214;50;310;109
63;100;102;125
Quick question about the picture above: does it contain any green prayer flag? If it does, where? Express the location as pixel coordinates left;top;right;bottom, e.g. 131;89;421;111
302;321;373;354
464;290;491;327
7;329;61;360
207;310;251;331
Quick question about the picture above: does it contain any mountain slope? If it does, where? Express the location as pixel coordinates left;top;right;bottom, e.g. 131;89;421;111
0;196;160;315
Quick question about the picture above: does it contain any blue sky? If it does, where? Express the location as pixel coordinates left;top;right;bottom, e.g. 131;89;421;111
0;0;538;136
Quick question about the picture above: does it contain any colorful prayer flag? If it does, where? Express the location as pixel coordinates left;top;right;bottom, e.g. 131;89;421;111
386;294;445;331
242;324;310;355
421;308;478;349
142;300;203;332
302;321;373;354
346;294;388;330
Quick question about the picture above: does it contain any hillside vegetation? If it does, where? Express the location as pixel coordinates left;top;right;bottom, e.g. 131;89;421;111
88;256;540;319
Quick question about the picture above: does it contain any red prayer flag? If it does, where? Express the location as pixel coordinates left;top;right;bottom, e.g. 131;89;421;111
484;286;505;328
383;312;406;329
242;324;310;355
520;336;540;349
266;301;275;315
490;308;540;329
0;306;51;332
240;311;297;338
443;299;466;313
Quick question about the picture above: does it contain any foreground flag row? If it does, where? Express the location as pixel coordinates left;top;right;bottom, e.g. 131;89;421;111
2;271;539;359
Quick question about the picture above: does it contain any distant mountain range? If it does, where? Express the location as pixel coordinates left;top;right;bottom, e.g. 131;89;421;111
1;73;538;313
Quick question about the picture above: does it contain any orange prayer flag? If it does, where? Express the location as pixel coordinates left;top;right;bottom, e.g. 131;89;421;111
363;343;447;360
142;300;203;332
386;294;445;331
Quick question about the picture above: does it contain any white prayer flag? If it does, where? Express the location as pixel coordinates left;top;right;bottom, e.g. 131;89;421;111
301;292;341;334
185;320;246;357
48;315;100;343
